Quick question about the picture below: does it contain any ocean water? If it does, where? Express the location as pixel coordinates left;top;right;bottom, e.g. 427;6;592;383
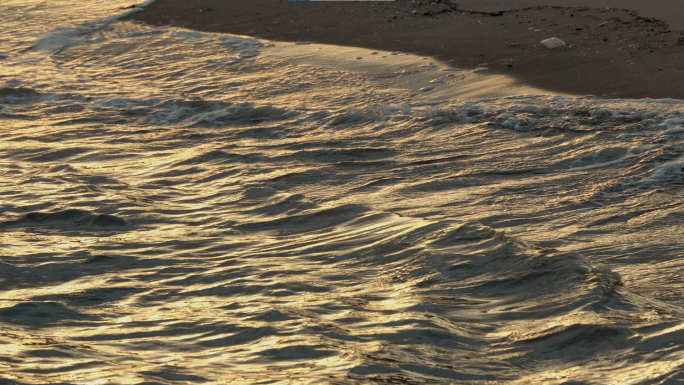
2;1;684;384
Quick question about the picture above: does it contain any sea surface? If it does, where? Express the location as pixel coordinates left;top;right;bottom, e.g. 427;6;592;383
2;1;684;384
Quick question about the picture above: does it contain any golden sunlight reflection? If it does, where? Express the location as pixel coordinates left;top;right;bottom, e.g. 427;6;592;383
2;0;684;383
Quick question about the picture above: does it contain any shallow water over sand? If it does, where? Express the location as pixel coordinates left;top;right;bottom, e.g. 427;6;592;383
2;1;684;384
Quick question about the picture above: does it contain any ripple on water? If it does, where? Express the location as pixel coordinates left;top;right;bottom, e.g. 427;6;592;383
2;2;684;383
0;209;131;230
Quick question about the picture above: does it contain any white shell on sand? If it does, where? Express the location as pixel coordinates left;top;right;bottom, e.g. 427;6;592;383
474;67;489;73
541;37;566;49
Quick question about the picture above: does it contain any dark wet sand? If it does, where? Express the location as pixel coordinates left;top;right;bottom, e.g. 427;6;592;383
127;0;684;99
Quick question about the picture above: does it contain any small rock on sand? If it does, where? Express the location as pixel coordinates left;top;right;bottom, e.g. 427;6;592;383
474;67;489;74
541;37;566;49
420;86;435;92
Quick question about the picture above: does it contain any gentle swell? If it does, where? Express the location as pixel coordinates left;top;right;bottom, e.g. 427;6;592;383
0;209;130;230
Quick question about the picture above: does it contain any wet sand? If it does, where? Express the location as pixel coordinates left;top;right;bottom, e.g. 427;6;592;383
127;0;684;99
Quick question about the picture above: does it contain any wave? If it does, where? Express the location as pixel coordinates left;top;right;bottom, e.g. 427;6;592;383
0;209;131;230
0;302;97;326
30;0;156;54
0;87;41;103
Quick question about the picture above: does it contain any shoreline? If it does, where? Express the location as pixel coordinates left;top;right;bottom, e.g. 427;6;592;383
126;0;684;99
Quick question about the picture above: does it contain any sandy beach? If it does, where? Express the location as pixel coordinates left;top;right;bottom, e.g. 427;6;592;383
127;0;684;99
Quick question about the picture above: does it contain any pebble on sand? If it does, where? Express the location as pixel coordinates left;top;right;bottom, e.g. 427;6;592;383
541;37;566;49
